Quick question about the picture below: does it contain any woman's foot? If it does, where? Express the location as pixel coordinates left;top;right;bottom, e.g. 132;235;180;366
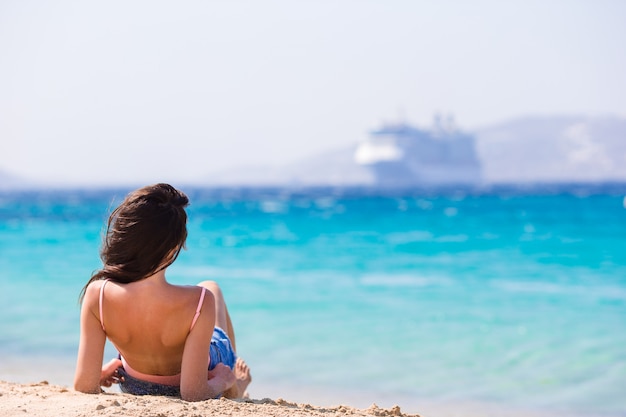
234;358;252;398
222;357;252;399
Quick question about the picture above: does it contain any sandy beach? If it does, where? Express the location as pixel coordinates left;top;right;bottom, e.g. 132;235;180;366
0;380;417;417
3;380;611;417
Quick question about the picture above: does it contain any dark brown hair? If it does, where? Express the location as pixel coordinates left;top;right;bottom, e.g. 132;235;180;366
80;183;189;302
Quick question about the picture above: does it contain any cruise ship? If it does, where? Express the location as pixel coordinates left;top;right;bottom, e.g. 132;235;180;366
354;115;482;186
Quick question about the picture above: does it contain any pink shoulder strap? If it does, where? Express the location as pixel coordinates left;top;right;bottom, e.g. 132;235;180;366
99;279;109;332
190;287;207;331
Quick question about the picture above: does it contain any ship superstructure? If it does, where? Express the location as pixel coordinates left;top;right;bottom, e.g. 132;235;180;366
354;116;481;186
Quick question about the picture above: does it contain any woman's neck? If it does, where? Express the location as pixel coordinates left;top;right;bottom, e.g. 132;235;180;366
142;269;168;284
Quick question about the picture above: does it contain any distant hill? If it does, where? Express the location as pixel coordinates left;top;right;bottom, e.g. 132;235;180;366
6;115;624;189
0;169;33;190
206;114;626;186
206;146;374;187
474;115;626;183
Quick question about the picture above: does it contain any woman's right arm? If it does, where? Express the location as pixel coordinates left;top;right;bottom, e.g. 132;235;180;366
74;282;107;394
179;289;235;401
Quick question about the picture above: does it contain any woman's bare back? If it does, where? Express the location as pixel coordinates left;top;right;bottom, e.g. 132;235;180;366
96;274;211;377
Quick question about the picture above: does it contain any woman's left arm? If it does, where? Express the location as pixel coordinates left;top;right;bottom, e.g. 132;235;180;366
74;282;107;393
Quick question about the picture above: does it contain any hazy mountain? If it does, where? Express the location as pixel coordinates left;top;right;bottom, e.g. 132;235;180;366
0;169;32;190
206;146;374;187
474;115;626;183
4;115;626;189
207;114;626;186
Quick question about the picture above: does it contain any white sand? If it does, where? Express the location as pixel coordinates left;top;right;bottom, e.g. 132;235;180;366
2;380;607;417
0;380;416;417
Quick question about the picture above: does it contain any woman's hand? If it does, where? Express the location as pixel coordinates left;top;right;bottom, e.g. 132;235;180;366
206;363;236;395
100;358;123;387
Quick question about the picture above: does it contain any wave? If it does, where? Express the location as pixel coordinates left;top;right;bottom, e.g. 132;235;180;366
491;280;626;300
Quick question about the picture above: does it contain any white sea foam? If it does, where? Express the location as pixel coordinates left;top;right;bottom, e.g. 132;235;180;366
259;200;288;214
171;265;279;281
385;230;433;244
359;273;454;287
491;280;626;300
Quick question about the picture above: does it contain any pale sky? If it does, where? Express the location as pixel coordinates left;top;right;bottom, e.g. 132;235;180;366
1;0;625;186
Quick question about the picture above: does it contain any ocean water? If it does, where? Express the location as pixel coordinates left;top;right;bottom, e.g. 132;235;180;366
1;184;625;416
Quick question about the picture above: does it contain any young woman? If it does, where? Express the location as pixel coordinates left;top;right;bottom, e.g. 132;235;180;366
74;183;251;401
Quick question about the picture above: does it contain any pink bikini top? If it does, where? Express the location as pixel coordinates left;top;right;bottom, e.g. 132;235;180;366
98;280;207;386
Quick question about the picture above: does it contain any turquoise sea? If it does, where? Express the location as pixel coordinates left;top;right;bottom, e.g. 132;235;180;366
1;184;625;416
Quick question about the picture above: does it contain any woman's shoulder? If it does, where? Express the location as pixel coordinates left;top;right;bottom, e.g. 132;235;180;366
79;279;109;317
83;279;107;302
168;284;215;312
178;284;214;306
173;283;208;296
